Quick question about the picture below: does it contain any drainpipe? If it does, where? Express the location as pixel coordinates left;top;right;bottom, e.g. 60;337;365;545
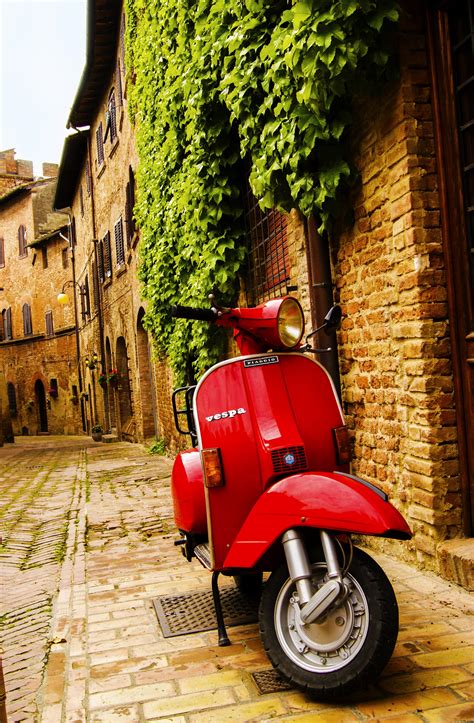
59;227;86;431
305;216;342;400
83;131;110;432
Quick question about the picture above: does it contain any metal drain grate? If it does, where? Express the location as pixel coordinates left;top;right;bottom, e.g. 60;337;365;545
252;669;292;694
152;587;258;638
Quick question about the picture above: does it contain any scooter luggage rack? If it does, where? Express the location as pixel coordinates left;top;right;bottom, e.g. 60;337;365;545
172;385;197;445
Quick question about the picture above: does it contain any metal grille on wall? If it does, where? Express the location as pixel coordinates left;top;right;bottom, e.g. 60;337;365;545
243;182;290;305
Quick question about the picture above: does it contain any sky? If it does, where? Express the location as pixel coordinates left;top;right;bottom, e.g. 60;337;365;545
0;0;87;177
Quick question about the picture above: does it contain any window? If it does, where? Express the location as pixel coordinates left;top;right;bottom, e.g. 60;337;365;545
92;261;100;309
96;122;104;166
2;308;12;340
105;89;117;144
18;225;27;257
117;60;123;105
42;247;48;269
45;310;54;337
7;383;17;416
243;182;289;304
84;275;91;316
62;247;69;269
86;158;91;195
0;237;4;267
103;231;112;279
68;217;77;247
125;166;136;246
22;303;32;336
97;239;105;282
114;217;125;266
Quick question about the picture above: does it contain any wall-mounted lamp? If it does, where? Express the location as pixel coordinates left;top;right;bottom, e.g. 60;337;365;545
57;280;84;306
85;352;100;370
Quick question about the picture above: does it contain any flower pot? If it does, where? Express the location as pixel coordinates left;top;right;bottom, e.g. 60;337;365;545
91;432;102;442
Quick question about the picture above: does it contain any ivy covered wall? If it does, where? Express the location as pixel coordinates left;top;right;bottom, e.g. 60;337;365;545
125;0;398;382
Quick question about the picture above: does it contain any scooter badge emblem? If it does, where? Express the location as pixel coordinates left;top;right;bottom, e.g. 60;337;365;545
284;453;296;466
205;408;246;422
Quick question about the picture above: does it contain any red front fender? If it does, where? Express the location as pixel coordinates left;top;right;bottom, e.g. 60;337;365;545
223;471;411;570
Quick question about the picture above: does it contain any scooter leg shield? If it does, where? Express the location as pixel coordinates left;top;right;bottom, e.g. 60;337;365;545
223;471;411;570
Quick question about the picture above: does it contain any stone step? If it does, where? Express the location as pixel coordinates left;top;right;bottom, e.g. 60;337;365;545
102;434;119;444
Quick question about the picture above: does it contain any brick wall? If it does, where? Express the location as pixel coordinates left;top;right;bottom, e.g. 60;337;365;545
332;4;461;569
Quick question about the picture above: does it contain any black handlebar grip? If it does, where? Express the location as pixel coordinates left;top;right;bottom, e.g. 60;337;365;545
171;305;218;322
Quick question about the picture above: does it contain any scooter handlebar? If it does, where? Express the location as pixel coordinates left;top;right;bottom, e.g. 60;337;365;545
171;304;218;322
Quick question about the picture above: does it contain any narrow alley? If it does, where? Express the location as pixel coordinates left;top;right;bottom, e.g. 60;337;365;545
0;437;473;722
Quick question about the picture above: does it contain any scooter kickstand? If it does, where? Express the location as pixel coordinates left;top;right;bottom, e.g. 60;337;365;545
212;571;231;647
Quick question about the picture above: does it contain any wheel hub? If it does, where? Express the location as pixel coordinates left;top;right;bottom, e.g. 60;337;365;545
274;565;369;673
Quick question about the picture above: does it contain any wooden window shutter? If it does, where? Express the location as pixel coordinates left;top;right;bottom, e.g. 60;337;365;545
125;166;136;245
115;218;125;266
18;225;27;257
6;307;12;339
109;90;117;142
117;60;123;104
80;186;84;216
79;284;86;320
84;275;91;316
92;261;100;309
86;158;91;195
70;217;77;247
96;122;104;166
98;239;105;282
45;310;54;337
104;231;112;278
23;303;32;336
0;237;4;267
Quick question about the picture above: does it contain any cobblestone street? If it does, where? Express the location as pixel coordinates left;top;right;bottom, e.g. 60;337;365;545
1;437;473;722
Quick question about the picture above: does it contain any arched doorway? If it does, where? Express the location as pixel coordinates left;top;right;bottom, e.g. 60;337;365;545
116;336;132;431
137;309;158;439
105;337;116;428
34;380;48;433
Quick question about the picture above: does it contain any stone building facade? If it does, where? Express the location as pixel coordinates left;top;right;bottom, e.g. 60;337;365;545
53;3;169;443
0;155;82;436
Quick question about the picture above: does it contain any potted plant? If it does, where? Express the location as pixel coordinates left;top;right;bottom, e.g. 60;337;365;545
91;424;103;442
98;373;107;388
107;369;119;387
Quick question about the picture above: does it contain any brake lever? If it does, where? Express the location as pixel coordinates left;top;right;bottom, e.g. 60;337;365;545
300;344;332;354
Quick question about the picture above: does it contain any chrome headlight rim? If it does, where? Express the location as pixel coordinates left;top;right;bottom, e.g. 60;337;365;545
277;297;305;348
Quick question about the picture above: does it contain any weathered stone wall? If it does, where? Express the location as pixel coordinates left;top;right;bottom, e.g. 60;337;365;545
0;176;82;436
0;149;34;194
331;6;460;569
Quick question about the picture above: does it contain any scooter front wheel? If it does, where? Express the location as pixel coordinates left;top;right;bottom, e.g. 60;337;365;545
259;547;398;699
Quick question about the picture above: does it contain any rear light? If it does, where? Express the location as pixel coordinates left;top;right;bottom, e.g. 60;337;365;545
202;448;224;487
333;426;351;465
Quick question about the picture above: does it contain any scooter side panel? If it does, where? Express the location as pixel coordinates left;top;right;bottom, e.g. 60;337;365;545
223;471;412;569
172;449;207;535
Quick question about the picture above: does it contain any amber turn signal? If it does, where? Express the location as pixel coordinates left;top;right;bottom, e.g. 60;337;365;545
202;448;224;488
333;426;351;465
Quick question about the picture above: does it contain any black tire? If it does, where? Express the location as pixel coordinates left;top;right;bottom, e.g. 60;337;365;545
259;547;398;699
234;572;263;599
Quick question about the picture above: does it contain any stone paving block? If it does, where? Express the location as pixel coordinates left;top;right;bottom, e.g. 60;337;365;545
423;701;474;722
142;689;237;718
356;687;461;717
90;704;141;722
89;680;176;709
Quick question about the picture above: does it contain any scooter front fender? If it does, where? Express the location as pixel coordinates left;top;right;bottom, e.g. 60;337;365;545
223;471;411;570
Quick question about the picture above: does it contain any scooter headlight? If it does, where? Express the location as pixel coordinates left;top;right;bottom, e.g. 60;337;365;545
277;298;304;348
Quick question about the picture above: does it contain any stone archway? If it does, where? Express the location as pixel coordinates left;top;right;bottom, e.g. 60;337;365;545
137;309;158;439
34;380;48;433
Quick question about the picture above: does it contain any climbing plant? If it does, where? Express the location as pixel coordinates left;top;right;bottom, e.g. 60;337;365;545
126;0;398;382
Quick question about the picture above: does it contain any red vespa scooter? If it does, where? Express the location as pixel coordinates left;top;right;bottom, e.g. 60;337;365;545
171;296;411;699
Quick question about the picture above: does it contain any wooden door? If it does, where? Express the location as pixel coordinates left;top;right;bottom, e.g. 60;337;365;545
428;0;474;534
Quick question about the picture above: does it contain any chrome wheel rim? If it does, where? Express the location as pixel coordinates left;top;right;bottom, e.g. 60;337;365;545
274;563;369;673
